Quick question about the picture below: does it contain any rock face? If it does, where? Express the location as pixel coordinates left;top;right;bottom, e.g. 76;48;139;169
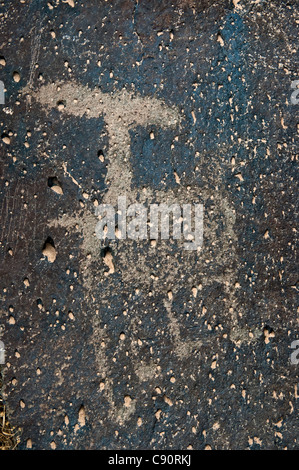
0;0;298;450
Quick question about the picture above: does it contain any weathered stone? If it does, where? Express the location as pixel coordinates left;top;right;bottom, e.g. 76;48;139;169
0;0;298;450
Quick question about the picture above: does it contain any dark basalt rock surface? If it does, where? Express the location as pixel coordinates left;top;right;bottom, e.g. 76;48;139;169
0;0;298;450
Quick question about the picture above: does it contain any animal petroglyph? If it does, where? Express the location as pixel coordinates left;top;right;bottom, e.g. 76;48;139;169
20;81;254;426
24;81;249;343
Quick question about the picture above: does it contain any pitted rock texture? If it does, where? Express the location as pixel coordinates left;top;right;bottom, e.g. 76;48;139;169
0;0;298;450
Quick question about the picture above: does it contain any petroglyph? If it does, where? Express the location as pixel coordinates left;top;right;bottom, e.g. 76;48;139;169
23;81;180;204
20;81;253;425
